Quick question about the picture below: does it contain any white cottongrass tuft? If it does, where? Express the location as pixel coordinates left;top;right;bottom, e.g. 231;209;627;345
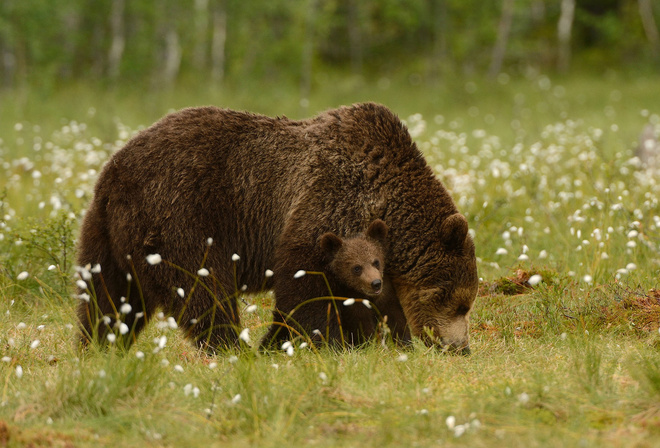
281;341;292;350
91;263;102;273
207;237;213;246
146;254;162;265
265;269;274;278
626;263;637;270
582;275;593;283
136;351;145;359
343;298;355;306
231;394;242;404
319;372;328;383
174;364;184;373
228;355;238;364
30;339;40;349
239;328;250;343
518;392;530;404
232;253;240;262
15;365;23;378
453;425;467;438
17;271;29;280
167;317;178;329
107;333;116;344
177;288;185;298
119;323;129;335
527;274;542;286
197;268;210;277
120;303;132;314
539;249;548;259
362;299;372;309
517;254;530;261
396;354;408;362
445;415;456;430
209;362;218;369
76;279;87;290
1;357;10;363
16;322;26;329
495;248;508;255
245;304;257;313
48;265;57;271
293;270;306;279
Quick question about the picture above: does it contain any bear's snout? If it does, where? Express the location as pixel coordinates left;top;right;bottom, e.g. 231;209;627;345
371;279;382;293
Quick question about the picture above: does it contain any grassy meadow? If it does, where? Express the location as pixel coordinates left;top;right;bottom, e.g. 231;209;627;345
1;72;659;447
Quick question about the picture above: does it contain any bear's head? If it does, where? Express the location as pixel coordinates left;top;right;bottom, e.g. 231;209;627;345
318;219;388;298
391;213;478;355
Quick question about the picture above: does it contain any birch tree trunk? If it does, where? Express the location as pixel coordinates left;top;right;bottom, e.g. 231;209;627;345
193;0;210;70
108;0;125;80
211;0;227;83
300;0;317;108
488;0;515;79
638;0;660;59
162;28;182;86
430;0;448;80
557;0;575;73
347;0;363;76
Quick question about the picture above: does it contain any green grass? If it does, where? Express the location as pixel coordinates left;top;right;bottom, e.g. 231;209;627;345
1;71;659;446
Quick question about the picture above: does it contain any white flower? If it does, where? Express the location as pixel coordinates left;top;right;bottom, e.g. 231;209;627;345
161;359;170;367
146;254;162;265
627;230;639;238
183;384;193;396
517;254;530;261
245;304;257;313
299;342;308;349
126;273;132;281
396;354;408;362
30;339;40;349
76;279;87;289
539;250;548;259
518;392;530;404
582;275;593;283
527;275;542;286
293;270;306;279
177;288;185;298
107;333;116;344
231;253;240;262
495;248;508;255
446;415;456;430
319;372;328;383
281;341;292;350
136;351;145;359
286;345;294;356
167;317;178;329
454;424;467;437
1;357;10;363
343;298;355;306
120;303;132;314
626;263;637;271
209;362;218;369
239;328;250;343
119;323;129;335
228;356;238;363
362;299;372;309
16;322;26;329
265;269;274;278
197;268;210;277
91;264;102;274
231;394;242;404
15;365;23;378
207;237;213;246
47;265;57;271
192;387;200;398
157;335;167;349
174;364;184;373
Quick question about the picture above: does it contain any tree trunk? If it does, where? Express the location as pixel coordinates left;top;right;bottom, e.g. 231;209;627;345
211;0;227;84
347;0;363;76
300;0;317;108
638;0;660;59
162;28;182;86
430;0;448;80
1;41;16;88
108;0;126;80
557;0;575;73
488;0;515;79
193;0;210;70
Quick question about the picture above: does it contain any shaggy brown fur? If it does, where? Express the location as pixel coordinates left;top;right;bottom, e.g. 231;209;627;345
76;103;478;352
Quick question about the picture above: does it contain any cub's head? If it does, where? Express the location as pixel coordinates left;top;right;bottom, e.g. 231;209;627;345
318;219;388;297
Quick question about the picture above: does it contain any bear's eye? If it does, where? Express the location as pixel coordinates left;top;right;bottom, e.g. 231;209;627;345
352;266;363;276
456;305;470;316
373;259;380;269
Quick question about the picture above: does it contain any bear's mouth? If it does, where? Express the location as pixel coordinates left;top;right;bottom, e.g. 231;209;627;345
369;287;382;296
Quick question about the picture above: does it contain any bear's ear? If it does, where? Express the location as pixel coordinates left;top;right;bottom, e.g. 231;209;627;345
439;213;468;251
319;232;343;257
366;219;388;243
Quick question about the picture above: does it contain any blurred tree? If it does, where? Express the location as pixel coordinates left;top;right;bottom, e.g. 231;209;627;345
638;0;659;58
488;0;515;79
558;0;575;72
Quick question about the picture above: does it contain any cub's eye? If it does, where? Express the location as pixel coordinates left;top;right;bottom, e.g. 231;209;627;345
373;259;380;269
352;266;363;276
456;305;470;316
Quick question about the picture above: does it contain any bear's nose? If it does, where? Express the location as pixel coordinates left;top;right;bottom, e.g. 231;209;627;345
371;279;382;291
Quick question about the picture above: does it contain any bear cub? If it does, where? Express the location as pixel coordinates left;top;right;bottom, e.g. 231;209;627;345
317;219;411;343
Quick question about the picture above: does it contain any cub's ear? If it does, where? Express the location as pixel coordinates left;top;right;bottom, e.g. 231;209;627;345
319;232;343;257
439;213;468;251
366;219;388;243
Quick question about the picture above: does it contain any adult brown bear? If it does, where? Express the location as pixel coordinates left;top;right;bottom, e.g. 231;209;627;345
76;103;478;353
